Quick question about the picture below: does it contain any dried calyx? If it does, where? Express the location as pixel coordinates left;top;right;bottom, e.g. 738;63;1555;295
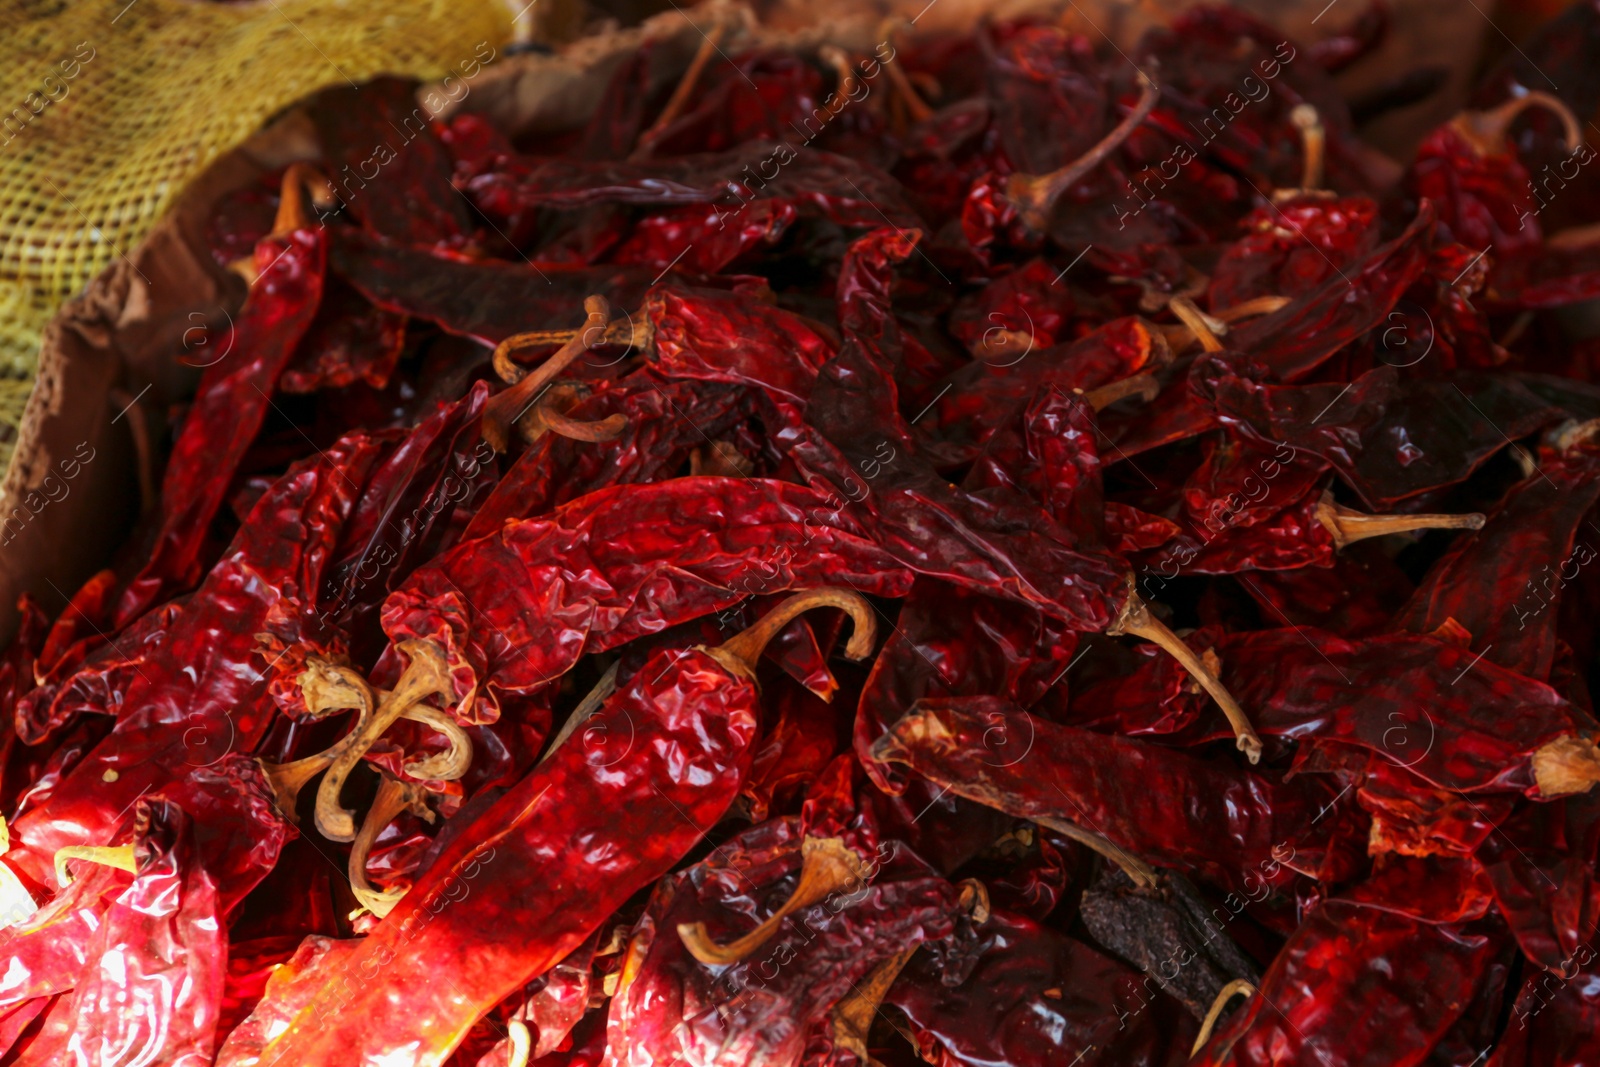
1312;492;1486;549
483;296;615;452
1108;580;1263;763
259;640;470;917
1005;67;1161;233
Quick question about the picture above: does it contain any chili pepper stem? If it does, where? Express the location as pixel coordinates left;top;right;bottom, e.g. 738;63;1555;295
492;317;648;384
538;406;628;443
704;587;877;689
833;944;921;1063
1036;816;1158;888
397;704;474;781
484;296;612;453
506;1021;532;1067
878;19;934;125
1080;372;1159;412
315;639;452;842
1532;735;1600;797
54;844;136;887
540;661;621;765
1313;494;1486;549
1213;295;1292;323
1168;297;1225;353
350;773;434;918
1109;586;1263;763
1191;979;1255;1055
1290;104;1325;192
678;836;869;964
631;18;726;160
1452;90;1581;156
1006;68;1160;232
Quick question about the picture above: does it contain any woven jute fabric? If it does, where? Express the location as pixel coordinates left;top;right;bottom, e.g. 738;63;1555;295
0;0;512;468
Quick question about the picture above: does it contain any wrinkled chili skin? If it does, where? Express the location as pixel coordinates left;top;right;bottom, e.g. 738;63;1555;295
229;646;757;1067
115;228;328;628
1192;904;1501;1066
380;477;913;725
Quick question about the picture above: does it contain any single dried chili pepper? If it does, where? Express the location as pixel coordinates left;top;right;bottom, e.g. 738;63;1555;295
1191;903;1503;1066
1392;422;1600;680
114;168;329;628
872;697;1329;891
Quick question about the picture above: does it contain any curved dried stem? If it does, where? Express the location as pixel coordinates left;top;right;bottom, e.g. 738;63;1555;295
833;944;920;1064
1110;583;1262;763
349;773;435;918
542;661;621;765
55;844;136;887
877;20;933;124
705;587;876;688
1168;297;1225;353
678;837;868;964
259;661;376;820
315;640;452;842
1213;295;1292;323
1006;68;1160;232
632;19;726;160
1533;735;1600;797
398;704;474;781
1081;372;1159;412
1192;978;1256;1055
1036;816;1158;888
484;296;612;452
492;316;650;384
1452;90;1581;157
1313;493;1485;549
539;404;628;443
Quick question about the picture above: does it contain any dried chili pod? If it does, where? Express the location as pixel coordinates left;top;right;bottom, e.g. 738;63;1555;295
379;477;912;725
871;697;1330;891
115;166;330;628
1191;903;1504;1066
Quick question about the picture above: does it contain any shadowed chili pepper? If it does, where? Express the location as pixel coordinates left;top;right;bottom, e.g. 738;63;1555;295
114;170;329;629
887;904;1199;1067
607;814;971;1067
1191;903;1503;1066
309;77;474;248
1393;423;1600;680
873;697;1334;890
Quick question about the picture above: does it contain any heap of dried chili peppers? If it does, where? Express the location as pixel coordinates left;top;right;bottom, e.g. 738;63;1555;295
6;4;1600;1064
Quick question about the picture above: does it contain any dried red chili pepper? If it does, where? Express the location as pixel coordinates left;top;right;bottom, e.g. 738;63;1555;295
1191;903;1504;1066
872;696;1330;891
114;171;329;628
